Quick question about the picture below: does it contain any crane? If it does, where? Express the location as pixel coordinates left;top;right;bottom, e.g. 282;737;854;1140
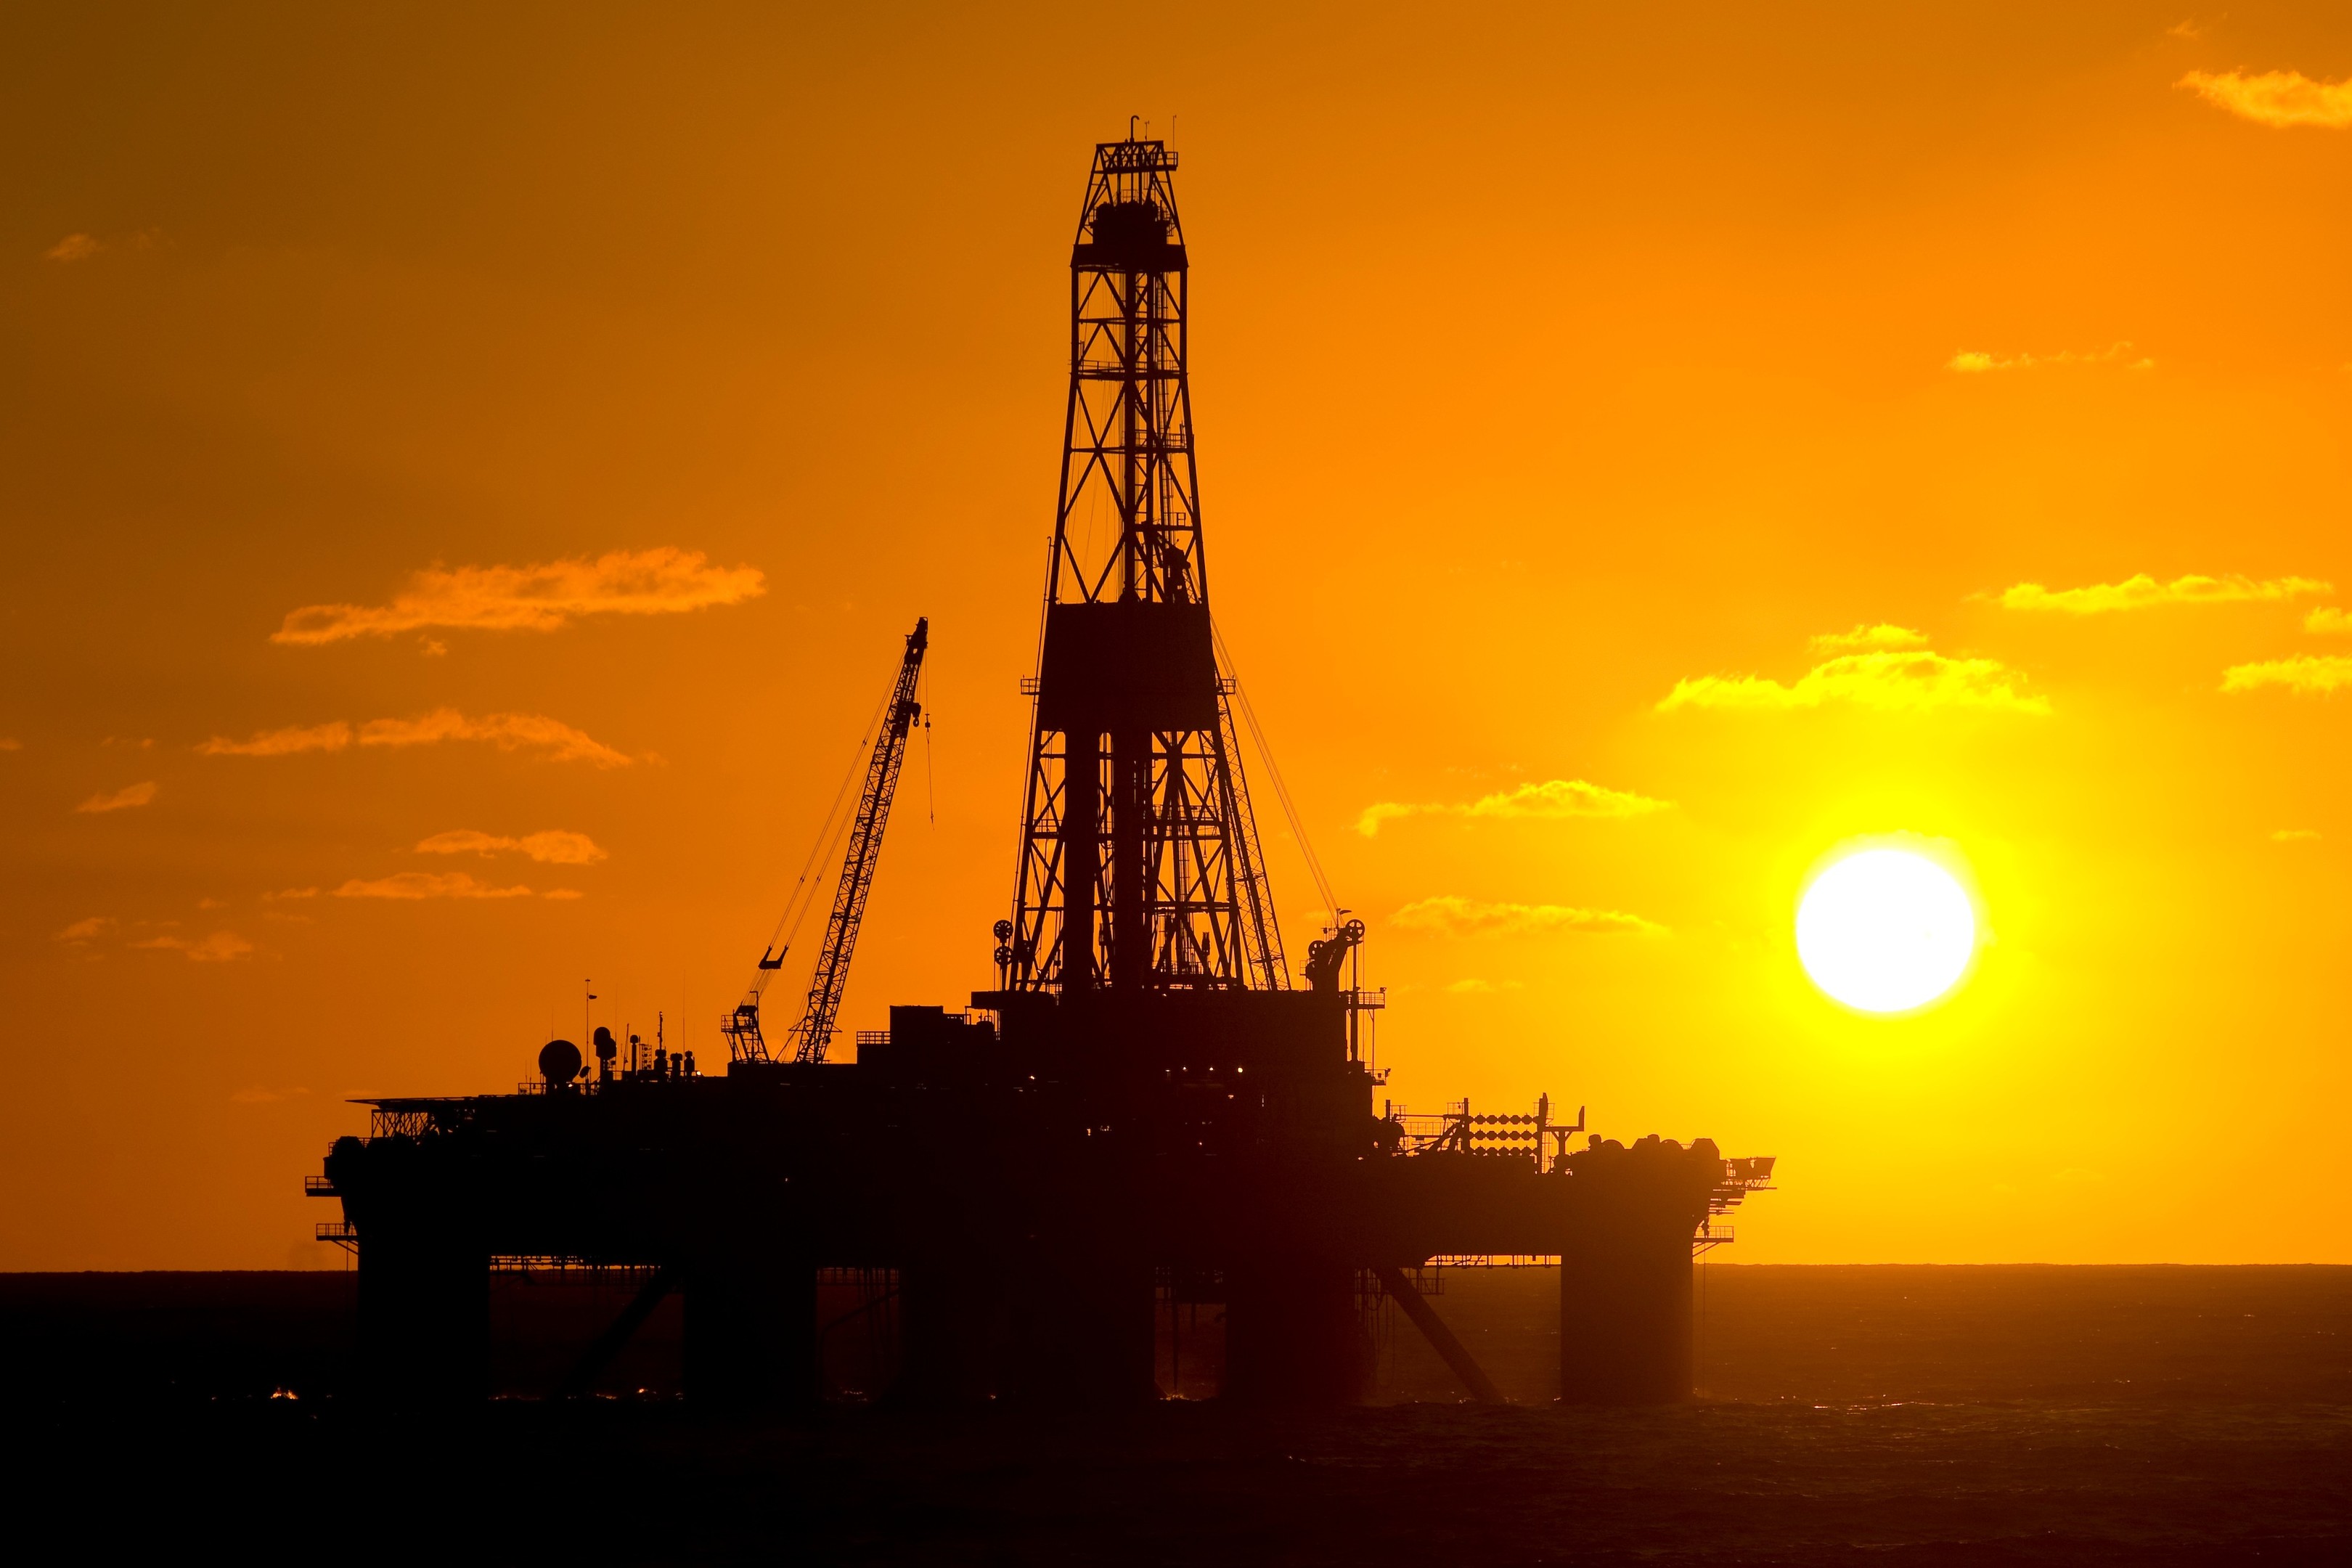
723;616;928;1065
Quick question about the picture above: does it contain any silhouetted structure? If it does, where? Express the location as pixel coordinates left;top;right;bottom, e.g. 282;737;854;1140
316;136;1771;1408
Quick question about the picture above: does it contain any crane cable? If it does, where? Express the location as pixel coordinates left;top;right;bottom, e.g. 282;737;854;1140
1211;617;1342;926
744;675;897;1003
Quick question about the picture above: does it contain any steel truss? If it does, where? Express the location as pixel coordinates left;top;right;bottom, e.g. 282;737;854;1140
1008;136;1286;995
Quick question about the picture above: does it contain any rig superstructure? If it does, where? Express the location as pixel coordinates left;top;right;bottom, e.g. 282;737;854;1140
314;136;1771;1407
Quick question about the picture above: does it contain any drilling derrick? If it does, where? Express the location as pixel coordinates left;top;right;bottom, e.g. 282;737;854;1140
1009;136;1285;995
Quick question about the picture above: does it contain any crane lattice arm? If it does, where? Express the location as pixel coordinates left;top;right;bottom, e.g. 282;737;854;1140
723;617;928;1065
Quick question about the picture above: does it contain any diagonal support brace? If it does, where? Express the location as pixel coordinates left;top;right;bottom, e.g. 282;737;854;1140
1374;1265;1503;1404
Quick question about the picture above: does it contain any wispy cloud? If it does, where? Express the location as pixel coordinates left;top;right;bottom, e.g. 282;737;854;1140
1810;624;1929;653
0;738;23;751
197;722;353;757
200;710;629;767
1444;977;1524;995
1659;651;2046;715
356;710;631;766
415;828;608;865
54;916;115;943
272;547;765;645
2221;655;2352;694
332;872;537;900
1947;343;2153;373
2304;607;2352;634
46;233;101;262
2179;69;2352;129
2271;828;2322;843
1357;778;1671;837
1391;894;1665;938
129;930;254;962
75;780;158;813
2000;573;2329;614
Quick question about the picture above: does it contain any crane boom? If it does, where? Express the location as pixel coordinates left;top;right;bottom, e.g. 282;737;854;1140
723;617;928;1065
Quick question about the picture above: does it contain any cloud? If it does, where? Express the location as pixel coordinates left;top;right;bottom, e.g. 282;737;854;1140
2305;608;2352;635
542;888;586;900
129;930;255;962
271;547;765;645
55;916;115;943
1444;977;1524;995
2221;655;2352;694
2000;573;2329;614
266;887;319;900
46;233;101;262
332;872;536;900
415;828;608;864
1658;650;2046;715
75;780;158;813
0;738;22;751
2271;828;2322;843
1357;777;1671;837
2179;69;2352;129
1947;343;2153;373
1810;623;1929;653
197;722;353;757
1391;895;1665;938
357;709;632;767
201;710;629;767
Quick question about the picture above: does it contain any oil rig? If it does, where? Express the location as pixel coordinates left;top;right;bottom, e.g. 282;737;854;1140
314;136;1771;1407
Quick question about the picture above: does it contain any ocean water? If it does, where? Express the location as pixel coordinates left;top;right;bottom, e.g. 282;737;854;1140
4;1265;2345;1563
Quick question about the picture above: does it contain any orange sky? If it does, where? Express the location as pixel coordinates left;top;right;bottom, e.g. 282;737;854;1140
7;2;2352;1268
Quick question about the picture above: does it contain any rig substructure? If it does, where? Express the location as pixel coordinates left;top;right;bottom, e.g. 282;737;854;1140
314;136;1772;1407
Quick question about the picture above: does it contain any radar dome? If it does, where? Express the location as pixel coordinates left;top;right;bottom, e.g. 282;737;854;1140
539;1038;583;1085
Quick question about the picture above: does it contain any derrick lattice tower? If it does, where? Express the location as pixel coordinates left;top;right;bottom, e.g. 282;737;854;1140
1007;136;1286;995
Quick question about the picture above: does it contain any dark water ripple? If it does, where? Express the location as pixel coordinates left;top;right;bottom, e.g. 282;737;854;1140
5;1265;2347;1564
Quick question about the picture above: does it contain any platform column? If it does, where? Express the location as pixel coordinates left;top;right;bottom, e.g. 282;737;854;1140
1225;1257;1365;1405
1006;1243;1156;1405
1559;1230;1693;1403
354;1228;489;1401
898;1250;1007;1405
682;1249;817;1408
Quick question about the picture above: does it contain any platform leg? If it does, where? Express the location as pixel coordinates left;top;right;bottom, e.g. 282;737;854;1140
1225;1257;1365;1406
355;1230;489;1401
682;1251;817;1409
899;1252;1003;1405
1005;1244;1156;1406
1559;1234;1692;1403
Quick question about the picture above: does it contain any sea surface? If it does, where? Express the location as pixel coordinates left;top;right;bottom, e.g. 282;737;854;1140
4;1265;2345;1563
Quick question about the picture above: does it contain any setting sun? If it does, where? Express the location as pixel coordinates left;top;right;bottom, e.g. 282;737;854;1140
1796;848;1977;1014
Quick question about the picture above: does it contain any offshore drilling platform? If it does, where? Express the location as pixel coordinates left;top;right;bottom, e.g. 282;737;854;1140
314;137;1771;1407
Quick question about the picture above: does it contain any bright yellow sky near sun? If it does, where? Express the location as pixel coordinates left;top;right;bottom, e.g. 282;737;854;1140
6;2;2352;1268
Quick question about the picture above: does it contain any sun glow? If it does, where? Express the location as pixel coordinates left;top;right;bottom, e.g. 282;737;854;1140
1796;847;1977;1013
